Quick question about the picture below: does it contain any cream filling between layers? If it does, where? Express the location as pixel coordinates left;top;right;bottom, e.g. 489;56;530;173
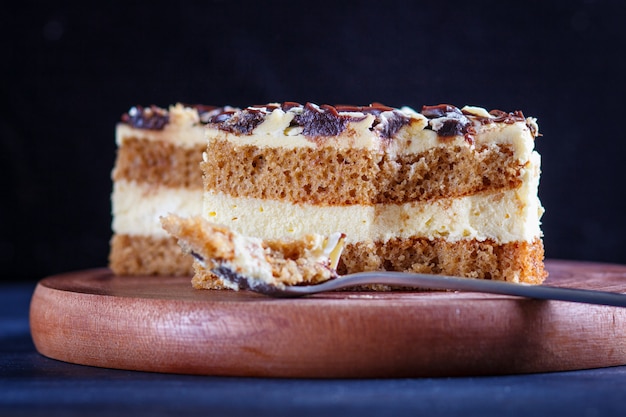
203;152;543;245
112;180;203;238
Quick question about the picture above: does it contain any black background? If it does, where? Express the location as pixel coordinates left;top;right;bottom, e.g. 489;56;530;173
2;1;625;282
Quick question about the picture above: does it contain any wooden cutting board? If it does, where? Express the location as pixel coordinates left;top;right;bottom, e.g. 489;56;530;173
29;259;626;378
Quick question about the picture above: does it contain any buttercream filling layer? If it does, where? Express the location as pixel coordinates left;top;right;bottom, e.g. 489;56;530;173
203;191;541;244
112;180;202;237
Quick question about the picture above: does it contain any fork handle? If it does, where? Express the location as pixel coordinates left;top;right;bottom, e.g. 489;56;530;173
283;271;626;307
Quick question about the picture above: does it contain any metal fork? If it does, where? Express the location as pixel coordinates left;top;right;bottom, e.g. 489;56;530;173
211;266;626;307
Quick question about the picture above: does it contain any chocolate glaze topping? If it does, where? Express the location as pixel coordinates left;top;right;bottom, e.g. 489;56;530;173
421;104;460;119
422;104;474;142
295;103;351;137
220;110;266;134
125;102;532;140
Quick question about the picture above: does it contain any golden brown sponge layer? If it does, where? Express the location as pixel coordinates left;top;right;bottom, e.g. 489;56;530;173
203;140;522;205
337;237;546;284
109;234;194;276
112;138;205;188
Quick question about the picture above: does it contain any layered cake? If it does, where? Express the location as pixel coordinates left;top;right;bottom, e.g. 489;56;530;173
186;102;546;289
109;103;231;275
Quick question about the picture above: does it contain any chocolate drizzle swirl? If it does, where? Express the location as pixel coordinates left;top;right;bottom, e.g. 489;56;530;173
421;104;460;119
294;103;351;137
485;109;526;124
122;105;170;130
421;104;529;144
421;104;475;143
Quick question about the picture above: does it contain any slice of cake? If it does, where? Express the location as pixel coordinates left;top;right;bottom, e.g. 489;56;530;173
160;214;345;291
109;103;232;276
191;102;546;289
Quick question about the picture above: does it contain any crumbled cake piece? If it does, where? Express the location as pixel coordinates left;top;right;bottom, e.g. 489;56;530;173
160;214;345;290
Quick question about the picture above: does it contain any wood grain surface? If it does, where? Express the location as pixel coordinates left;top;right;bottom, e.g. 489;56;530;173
29;260;626;378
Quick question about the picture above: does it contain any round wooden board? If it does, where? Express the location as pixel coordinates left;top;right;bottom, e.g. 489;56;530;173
29;260;626;378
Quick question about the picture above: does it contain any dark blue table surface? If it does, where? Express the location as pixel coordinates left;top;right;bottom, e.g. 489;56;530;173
2;282;626;417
